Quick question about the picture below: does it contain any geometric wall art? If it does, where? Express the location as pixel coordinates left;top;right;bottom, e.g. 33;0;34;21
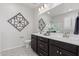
8;13;29;32
39;18;46;31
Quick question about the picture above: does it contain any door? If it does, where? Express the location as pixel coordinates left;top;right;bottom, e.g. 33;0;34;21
59;49;76;56
49;45;60;56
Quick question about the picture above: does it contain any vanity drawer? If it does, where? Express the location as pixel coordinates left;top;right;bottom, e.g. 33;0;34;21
38;40;48;52
38;48;48;56
38;37;48;43
49;39;77;53
31;35;38;39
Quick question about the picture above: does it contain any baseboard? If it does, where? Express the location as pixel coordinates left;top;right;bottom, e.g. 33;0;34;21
1;44;24;52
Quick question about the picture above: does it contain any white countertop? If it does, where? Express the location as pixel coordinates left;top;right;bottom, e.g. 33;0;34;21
32;33;79;46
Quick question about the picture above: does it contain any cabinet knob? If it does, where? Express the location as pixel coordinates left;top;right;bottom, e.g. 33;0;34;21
57;50;59;53
60;52;62;55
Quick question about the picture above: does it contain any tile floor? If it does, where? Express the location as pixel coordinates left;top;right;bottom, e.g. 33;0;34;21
1;46;38;56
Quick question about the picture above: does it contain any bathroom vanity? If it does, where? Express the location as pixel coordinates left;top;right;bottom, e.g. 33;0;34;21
30;3;79;56
31;33;79;56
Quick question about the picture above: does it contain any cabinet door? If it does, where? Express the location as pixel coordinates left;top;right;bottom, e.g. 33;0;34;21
49;39;77;53
59;49;76;56
49;45;60;56
38;40;48;52
31;35;37;52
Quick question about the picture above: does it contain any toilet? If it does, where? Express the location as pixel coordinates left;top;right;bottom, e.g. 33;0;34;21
24;40;31;48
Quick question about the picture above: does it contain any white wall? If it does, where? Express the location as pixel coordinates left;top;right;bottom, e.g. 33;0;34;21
32;9;39;33
0;32;1;52
0;3;36;51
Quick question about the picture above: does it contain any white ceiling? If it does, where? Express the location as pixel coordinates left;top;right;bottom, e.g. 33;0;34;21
25;3;44;9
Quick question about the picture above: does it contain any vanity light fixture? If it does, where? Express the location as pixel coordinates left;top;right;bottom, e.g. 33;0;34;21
38;4;48;12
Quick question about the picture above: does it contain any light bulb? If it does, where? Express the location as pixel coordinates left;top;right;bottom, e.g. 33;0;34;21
44;4;47;8
38;8;41;11
41;6;44;9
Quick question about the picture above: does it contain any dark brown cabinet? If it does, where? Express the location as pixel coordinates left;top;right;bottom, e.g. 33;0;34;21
37;37;49;56
31;35;38;52
38;48;48;56
49;45;60;56
78;47;79;55
49;45;76;56
31;34;79;56
49;39;77;56
38;40;48;52
49;39;77;54
59;49;76;56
